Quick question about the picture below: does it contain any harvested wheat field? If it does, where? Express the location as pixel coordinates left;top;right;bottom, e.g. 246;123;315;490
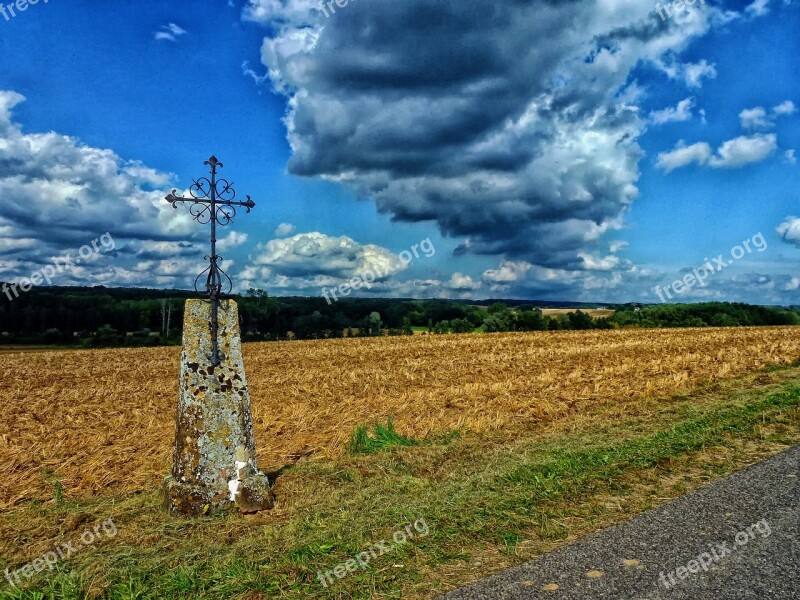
1;326;798;508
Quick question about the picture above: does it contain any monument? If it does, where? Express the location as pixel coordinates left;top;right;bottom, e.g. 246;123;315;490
161;156;274;515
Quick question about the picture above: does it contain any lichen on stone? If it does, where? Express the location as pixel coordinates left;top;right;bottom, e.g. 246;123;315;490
162;300;274;516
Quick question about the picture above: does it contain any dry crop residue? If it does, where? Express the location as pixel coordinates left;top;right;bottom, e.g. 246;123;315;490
1;326;798;507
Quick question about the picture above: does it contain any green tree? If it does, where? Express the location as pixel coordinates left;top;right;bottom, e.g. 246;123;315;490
515;309;546;331
450;318;474;333
433;320;450;334
568;311;595;330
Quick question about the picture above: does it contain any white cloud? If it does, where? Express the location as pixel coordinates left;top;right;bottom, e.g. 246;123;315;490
708;133;777;168
663;60;717;89
482;261;533;286
656;141;713;172
609;240;629;253
0;91;190;242
243;0;321;25
739;101;796;129
242;232;408;280
481;258;649;298
650;97;695;125
784;149;797;164
155;23;188;42
772;100;796;116
777;216;800;248
739;107;770;130
745;0;771;17
238;231;456;298
273;222;296;237
218;231;249;251
447;272;481;291
578;252;621;271
0;91;205;290
658;134;777;172
242;61;269;86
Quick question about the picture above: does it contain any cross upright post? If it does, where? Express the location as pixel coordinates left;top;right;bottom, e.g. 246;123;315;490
166;156;255;366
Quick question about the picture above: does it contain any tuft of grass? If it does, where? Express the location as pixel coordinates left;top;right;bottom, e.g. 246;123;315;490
53;481;64;506
347;418;419;454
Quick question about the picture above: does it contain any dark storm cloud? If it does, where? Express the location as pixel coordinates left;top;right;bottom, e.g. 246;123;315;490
250;0;717;266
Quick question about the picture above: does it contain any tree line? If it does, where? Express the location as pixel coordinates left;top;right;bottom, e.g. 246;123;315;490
0;284;797;347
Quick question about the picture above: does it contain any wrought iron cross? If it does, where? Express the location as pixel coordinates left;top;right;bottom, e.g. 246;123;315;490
165;156;255;366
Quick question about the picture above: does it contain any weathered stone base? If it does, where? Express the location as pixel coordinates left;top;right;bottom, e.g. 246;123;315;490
162;474;274;515
235;474;276;514
163;299;275;516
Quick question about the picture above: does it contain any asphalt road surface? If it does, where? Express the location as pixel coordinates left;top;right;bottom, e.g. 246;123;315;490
440;445;799;600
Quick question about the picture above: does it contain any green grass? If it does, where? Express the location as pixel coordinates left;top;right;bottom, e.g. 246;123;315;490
346;418;420;454
1;369;798;599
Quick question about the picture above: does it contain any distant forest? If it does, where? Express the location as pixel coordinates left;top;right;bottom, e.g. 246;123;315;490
0;285;798;347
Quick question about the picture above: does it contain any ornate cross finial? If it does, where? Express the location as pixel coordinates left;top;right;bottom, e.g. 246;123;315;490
165;156;255;366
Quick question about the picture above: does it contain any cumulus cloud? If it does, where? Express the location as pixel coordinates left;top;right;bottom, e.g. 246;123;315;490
609;240;629;253
0;92;190;243
660;59;718;89
229;1;797;303
238;231;459;298
243;0;737;268
772;100;796;116
133;240;201;261
650;97;695;125
656;141;713;172
240;232;406;289
777;216;800;248
784;149;797;164
0;91;203;290
155;23;188;42
739;107;771;130
273;222;296;237
745;0;771;17
657;134;777;171
447;272;481;291
739;101;796;129
480;257;659;300
658;270;800;304
578;252;621;271
708;133;777;168
218;231;249;251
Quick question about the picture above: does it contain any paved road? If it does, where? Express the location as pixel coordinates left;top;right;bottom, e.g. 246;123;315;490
440;445;799;600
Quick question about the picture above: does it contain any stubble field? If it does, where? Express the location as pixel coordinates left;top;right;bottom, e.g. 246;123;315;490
2;326;799;509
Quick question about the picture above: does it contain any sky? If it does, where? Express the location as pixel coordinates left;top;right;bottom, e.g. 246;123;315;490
0;0;797;305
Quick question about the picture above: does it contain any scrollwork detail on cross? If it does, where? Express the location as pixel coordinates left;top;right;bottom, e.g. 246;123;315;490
164;156;256;366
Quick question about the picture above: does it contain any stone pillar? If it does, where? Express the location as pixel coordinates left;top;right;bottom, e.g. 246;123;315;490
163;299;274;515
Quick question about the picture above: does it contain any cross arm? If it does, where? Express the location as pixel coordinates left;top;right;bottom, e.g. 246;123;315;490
220;196;256;211
165;191;255;212
165;191;206;207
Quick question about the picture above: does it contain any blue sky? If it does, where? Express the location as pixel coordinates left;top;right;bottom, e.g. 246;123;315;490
0;0;797;304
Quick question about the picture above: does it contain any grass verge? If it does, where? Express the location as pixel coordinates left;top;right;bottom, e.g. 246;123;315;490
1;368;798;599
